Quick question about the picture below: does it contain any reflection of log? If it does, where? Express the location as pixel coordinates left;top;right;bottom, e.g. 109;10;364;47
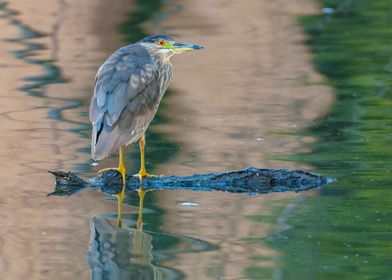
48;167;332;196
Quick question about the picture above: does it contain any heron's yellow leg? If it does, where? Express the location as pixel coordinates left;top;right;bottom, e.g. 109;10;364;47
97;147;127;227
137;135;156;178
136;188;148;231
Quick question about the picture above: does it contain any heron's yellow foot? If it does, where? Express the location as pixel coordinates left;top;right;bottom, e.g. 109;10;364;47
98;166;127;184
98;167;122;174
137;168;157;178
98;162;127;184
98;165;127;190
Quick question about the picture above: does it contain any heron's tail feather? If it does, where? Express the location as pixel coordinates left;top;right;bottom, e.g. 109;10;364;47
91;118;120;161
91;115;137;160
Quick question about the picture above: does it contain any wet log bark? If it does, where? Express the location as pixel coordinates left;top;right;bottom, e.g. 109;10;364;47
48;167;332;196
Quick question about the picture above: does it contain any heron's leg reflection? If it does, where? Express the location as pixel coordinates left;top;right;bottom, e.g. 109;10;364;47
137;135;157;178
137;188;149;231
97;147;127;227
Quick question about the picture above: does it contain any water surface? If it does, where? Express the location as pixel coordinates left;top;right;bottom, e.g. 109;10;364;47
271;1;392;279
0;0;390;279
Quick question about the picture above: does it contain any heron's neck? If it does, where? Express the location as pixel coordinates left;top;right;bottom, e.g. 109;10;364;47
153;52;173;66
154;54;173;97
140;43;173;93
140;43;174;65
151;52;173;83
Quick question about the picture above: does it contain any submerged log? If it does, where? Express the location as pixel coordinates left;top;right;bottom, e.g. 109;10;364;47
48;167;332;196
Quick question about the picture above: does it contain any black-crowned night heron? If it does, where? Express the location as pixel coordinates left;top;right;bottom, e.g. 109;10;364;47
89;34;203;224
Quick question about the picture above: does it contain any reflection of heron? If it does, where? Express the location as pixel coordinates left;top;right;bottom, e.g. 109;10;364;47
88;217;163;280
136;189;149;231
88;190;160;279
87;192;208;280
89;34;203;225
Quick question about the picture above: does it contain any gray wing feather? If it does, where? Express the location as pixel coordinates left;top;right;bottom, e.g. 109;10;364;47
92;79;161;160
89;44;160;160
107;82;128;125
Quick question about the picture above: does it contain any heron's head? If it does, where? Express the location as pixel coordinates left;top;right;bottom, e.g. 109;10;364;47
138;34;203;60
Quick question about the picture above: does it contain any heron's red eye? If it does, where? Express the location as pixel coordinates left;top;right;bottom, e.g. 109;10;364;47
158;40;165;46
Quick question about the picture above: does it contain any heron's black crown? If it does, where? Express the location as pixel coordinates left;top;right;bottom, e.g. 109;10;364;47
138;34;174;44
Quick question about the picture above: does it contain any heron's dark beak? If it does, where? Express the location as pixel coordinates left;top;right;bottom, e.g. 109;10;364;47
172;42;204;52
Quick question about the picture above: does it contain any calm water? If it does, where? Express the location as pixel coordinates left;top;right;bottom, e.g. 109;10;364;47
0;0;390;279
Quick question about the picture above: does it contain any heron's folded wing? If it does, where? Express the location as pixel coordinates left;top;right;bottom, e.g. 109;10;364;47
89;45;157;127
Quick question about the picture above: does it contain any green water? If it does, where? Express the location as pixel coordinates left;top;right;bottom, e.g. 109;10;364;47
270;1;392;279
